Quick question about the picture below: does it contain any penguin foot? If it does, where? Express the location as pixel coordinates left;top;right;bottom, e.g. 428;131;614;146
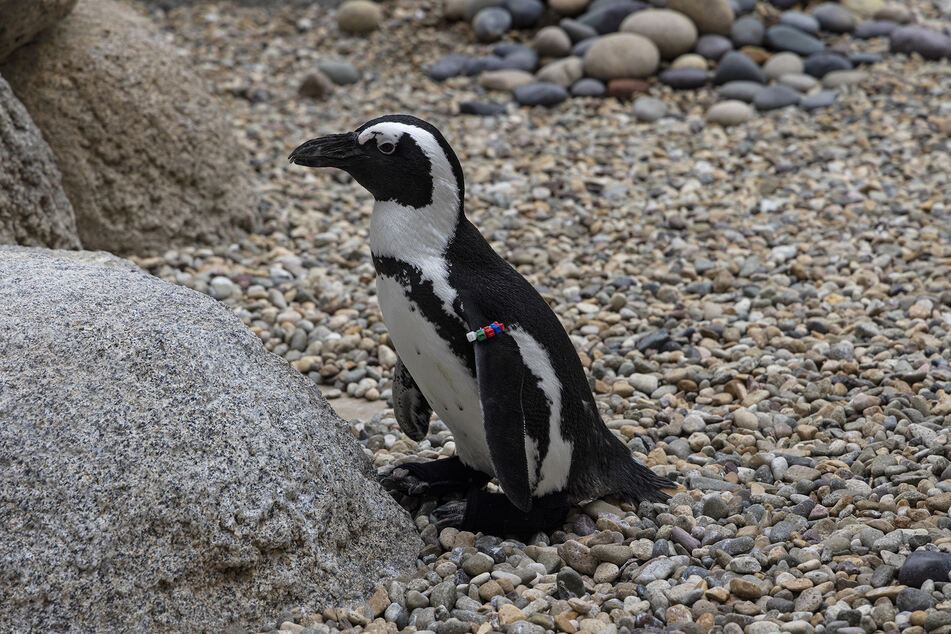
433;488;571;536
382;456;491;498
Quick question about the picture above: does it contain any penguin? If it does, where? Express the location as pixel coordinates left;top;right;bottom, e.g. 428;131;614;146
290;114;673;534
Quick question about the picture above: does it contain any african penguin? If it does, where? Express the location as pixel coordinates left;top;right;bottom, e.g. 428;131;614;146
290;114;674;534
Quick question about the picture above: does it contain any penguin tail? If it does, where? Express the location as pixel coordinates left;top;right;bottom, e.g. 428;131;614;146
612;454;676;505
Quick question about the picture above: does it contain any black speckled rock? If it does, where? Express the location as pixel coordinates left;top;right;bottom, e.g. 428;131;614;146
765;25;825;56
714;51;765;84
898;551;951;588
803;52;852;78
0;247;422;632
513;81;569;106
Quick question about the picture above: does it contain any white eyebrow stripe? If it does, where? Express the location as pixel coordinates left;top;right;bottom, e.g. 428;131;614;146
358;128;401;146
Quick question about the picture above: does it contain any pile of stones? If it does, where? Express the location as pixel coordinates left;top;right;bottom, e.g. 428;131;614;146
428;0;951;120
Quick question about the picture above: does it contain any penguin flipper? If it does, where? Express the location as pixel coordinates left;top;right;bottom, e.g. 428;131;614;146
472;332;534;513
392;355;432;442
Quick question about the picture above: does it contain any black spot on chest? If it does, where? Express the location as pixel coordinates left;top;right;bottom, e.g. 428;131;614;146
373;254;475;374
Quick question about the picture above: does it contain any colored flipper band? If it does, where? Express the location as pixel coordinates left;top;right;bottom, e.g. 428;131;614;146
466;321;504;343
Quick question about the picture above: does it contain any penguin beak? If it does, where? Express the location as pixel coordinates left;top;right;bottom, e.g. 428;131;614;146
288;132;360;168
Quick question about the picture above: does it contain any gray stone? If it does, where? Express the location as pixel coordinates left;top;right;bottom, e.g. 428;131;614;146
895;587;934;612
533;26;572;57
763;51;804;79
898;551;951;588
811;3;856;33
0;0;258;255
714;51;765;84
765;25;825;56
718;80;765;102
632;96;666;122
473;7;512;42
695;34;733;59
778;11;819;35
0;0;77;62
890;26;951;60
513;82;569;107
570;78;606;97
318;60;360;85
753;85;801;110
0;75;79;249
431;580;457;610
535;57;583;87
731;15;764;47
560;18;598;42
659;67;710;89
800;89;837;110
854;21;897;39
778;71;819;91
803;52;852;78
501;0;543;28
0;247;421;631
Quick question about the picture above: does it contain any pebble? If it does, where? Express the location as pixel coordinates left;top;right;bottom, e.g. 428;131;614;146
779;11;820;36
799;89;837;109
336;0;383;33
695;34;733;60
718;80;765;101
501;0;543;29
753;84;801;110
811;2;857;33
632;96;666;122
472;7;513;42
513;82;569;106
713;51;765;84
583;33;660;80
659;67;710;89
890;25;951;59
533;26;572;57
803;52;853;78
765;25;825;56
569;77;606;96
620;8;698;60
731;15;764;47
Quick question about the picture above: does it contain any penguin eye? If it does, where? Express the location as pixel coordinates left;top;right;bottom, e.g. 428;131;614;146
378;141;396;155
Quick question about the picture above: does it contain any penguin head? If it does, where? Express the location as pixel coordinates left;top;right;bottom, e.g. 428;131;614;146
289;114;465;211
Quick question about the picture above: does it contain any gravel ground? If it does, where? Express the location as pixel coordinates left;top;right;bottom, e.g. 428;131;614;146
128;0;951;632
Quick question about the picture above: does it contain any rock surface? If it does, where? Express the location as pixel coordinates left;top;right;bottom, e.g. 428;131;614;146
0;75;79;249
668;0;734;35
583;33;660;80
337;0;384;34
0;0;77;63
0;0;258;255
0;247;421;632
620;9;698;60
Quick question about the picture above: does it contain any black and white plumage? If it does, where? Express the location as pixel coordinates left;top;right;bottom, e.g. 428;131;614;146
290;114;673;534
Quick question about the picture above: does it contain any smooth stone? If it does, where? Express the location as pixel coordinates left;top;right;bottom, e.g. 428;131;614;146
731;15;764;47
896;588;934;612
605;77;649;99
765;25;825;56
659;66;710;88
317;60;360;85
875;5;911;23
706;99;754;125
429;54;470;81
763;51;803;79
668;0;735;36
718;80;764;101
800;89;837;109
671;53;708;69
535;57;584;87
463;55;505;75
336;0;383;34
842;0;886;18
513;81;569;106
898;551;951;588
695;34;733;59
297;71;334;99
472;7;513;42
549;0;590;15
534;26;572;57
821;69;867;87
803;52;852;77
890;26;951;60
498;48;539;71
577;0;646;35
570;77;606;96
811;3;856;33
479;69;535;91
464;0;501;20
620;8;698;59
458;101;507;116
854;20;897;39
779;72;817;92
560;18;598;42
570;37;597;57
632;96;666;121
501;0;543;28
713;50;764;84
753;84;800;110
583;32;660;79
779;11;819;35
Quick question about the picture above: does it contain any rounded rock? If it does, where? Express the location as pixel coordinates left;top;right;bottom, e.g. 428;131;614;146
890;26;951;60
763;51;803;79
811;2;857;33
765;25;825;56
318;60;360;85
707;99;754;125
534;26;573;57
501;0;544;28
535;57;584;87
570;77;606;96
671;53;708;69
803;52;852;78
583;33;660;80
668;0;734;35
730;15;764;47
718;79;764;101
472;7;513;42
513;81;569;106
620;9;698;60
713;50;764;84
632;96;666;121
753;84;801;110
549;0;590;15
659;66;710;89
779;11;820;35
695;34;733;59
336;0;383;34
479;69;535;91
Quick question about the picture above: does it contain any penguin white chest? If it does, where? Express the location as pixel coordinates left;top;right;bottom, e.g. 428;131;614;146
375;274;494;475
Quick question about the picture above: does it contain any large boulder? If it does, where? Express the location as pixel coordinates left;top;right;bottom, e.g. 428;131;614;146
0;76;79;249
0;0;259;255
0;247;421;632
0;0;77;63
